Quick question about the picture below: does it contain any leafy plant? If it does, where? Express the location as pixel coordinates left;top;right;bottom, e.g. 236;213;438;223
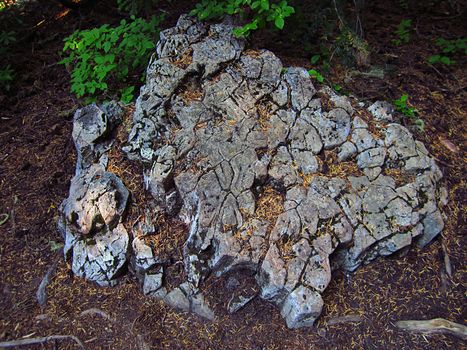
0;64;14;91
394;94;424;131
428;37;466;65
393;19;412;46
332;83;342;92
308;69;324;83
310;54;320;65
190;0;295;37
60;15;162;103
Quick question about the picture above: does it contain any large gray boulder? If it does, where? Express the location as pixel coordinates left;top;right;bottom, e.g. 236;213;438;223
59;15;447;328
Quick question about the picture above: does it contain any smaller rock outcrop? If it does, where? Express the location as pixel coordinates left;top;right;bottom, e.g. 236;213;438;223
59;103;130;286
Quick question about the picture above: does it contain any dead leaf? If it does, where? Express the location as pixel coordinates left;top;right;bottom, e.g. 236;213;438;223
439;137;459;153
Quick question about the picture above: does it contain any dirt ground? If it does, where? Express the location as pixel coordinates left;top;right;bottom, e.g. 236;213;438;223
0;0;465;349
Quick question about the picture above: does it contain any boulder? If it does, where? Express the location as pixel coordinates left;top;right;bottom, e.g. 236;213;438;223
59;15;446;328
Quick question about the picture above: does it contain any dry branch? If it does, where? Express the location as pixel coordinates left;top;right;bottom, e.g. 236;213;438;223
36;263;57;306
396;318;467;340
327;314;363;326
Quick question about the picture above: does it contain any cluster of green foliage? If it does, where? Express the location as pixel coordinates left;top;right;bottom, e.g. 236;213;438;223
308;56;341;92
116;0;159;16
394;94;424;131
308;69;324;83
60;15;162;103
428;37;466;66
392;19;412;45
190;0;295;37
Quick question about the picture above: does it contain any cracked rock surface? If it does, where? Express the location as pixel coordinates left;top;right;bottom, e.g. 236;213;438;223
59;15;447;329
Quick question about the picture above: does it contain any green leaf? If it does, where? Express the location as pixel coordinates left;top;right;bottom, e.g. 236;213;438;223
308;69;324;82
333;84;342;92
274;16;285;30
251;1;261;9
103;41;111;53
120;85;135;104
428;55;440;64
440;56;453;65
311;54;320;65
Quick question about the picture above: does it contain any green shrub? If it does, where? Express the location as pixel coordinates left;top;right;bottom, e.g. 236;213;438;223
394;94;424;131
392;19;412;46
190;0;295;37
60;15;162;103
428;37;466;65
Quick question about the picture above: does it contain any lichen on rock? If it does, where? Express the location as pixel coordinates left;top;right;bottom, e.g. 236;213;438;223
58;15;447;328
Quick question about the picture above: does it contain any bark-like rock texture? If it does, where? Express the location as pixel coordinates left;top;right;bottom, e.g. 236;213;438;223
59;15;447;329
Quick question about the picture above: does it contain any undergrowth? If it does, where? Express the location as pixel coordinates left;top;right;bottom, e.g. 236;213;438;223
60;15;162;103
428;37;466;66
190;0;295;37
394;94;424;131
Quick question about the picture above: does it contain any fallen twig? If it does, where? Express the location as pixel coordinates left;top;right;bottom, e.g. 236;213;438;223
0;335;86;349
10;196;17;236
440;238;453;278
327;314;363;326
395;318;467;340
36;263;58;306
0;214;9;226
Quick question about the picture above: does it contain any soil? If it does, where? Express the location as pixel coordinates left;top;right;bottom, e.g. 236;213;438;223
0;0;465;349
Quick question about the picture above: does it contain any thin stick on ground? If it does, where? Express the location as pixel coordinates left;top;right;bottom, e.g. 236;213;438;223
440;238;453;277
36;262;58;306
0;335;86;349
395;318;467;340
327;314;363;326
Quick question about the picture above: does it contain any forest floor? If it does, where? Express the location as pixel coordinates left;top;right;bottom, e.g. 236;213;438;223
0;0;465;349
